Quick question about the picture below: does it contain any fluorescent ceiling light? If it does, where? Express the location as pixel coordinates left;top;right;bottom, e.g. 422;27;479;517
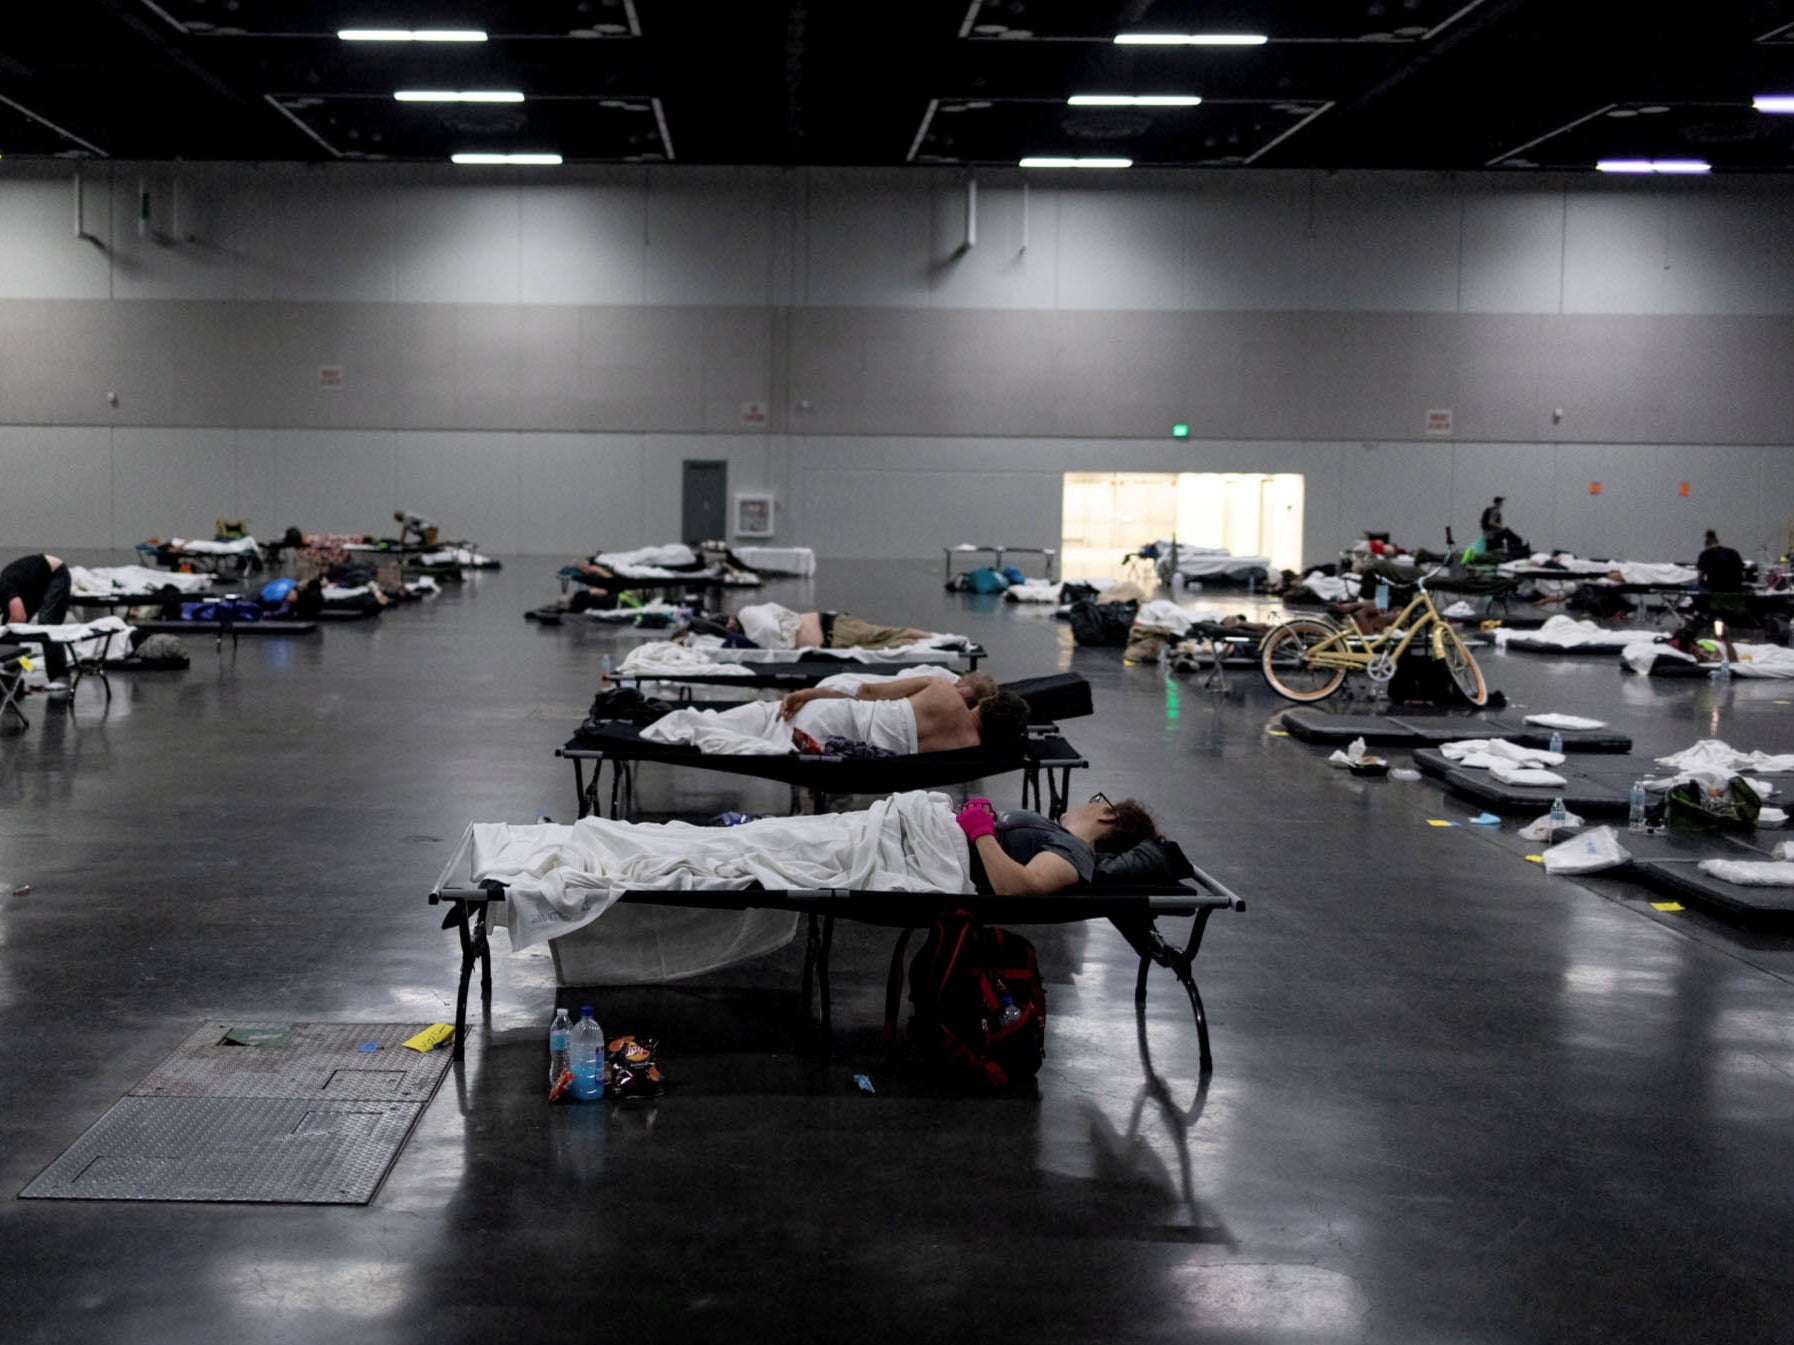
1755;95;1794;113
1596;158;1710;173
1114;33;1267;46
1019;157;1133;168
451;152;562;165
395;91;524;103
339;29;487;42
1069;95;1201;107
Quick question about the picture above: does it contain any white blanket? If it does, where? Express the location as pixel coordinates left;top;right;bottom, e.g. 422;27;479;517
1655;740;1794;775
641;696;919;756
5;615;131;645
585;600;684;623
1697;860;1794;887
619;643;753;677
598;544;699;570
1299;571;1357;602
686;632;971;664
1722;643;1794;679
1005;581;1062;603
168;536;259;555
471;791;973;949
418;547;494;567
69;564;212;596
1441;739;1565;769
1494;616;1664;650
1133;600;1194;634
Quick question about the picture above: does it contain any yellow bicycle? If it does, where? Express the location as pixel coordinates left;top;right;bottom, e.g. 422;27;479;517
1258;584;1488;706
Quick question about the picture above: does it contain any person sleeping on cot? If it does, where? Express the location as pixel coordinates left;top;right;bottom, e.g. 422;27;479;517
958;792;1158;894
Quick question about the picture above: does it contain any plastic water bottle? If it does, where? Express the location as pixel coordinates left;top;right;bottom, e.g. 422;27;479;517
1375;581;1391;609
1548;796;1568;835
1548;730;1563;756
996;980;1023;1027
599;653;614;687
570;1006;605;1101
548;1008;572;1091
1710;660;1731;683
1628;782;1648;833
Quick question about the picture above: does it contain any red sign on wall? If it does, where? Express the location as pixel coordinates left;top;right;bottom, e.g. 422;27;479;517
1588;482;1602;495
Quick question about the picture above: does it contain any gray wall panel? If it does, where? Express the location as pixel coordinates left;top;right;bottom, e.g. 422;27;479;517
0;425;114;549
111;427;241;544
267;430;398;538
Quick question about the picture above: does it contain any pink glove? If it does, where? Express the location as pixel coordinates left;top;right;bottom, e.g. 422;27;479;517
956;799;997;843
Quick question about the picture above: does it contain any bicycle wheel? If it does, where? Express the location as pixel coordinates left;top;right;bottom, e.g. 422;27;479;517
1260;620;1348;702
1437;625;1489;706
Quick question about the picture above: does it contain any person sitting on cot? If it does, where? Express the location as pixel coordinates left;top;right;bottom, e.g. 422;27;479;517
957;791;1158;894
1326;598;1403;635
723;601;937;651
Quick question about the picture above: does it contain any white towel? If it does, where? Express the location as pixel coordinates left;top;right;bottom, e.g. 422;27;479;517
1489;763;1568;787
1522;712;1608;730
1697;860;1794;887
1655;740;1794;775
619;643;753;677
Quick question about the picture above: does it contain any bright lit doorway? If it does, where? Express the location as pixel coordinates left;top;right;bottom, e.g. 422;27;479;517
1060;472;1305;583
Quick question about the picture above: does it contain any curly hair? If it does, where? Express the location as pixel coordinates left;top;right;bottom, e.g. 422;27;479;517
1095;799;1158;854
958;671;998;704
975;691;1030;747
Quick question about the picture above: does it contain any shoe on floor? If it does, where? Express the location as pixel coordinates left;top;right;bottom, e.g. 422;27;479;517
44;681;70;699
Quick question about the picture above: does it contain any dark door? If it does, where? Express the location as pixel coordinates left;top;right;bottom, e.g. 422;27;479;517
681;460;728;544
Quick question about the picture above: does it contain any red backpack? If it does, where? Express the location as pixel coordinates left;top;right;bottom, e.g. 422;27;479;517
884;913;1046;1089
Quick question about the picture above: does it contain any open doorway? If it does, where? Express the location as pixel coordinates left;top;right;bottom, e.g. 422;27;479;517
1060;472;1305;582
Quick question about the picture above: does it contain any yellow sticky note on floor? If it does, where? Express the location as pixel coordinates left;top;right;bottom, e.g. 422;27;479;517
1525;854;1544;863
1426;819;1455;827
402;1024;455;1052
1268;730;1289;737
1777;701;1791;706
1650;901;1685;913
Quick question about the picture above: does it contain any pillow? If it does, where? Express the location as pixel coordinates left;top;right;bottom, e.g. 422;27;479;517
1093;837;1196;887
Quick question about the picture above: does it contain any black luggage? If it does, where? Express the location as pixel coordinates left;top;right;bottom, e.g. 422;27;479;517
998;672;1093;722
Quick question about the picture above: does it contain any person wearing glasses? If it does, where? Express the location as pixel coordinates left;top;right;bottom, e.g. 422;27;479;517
956;791;1157;895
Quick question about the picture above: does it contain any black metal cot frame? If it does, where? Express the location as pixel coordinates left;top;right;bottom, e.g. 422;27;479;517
428;824;1246;1072
2;625;123;707
555;727;1088;821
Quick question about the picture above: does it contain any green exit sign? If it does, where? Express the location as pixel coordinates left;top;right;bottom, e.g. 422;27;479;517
1171;423;1190;439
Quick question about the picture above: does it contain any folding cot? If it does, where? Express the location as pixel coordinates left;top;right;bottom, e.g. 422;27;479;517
428;823;1246;1070
557;722;1090;821
1;619;130;705
0;644;30;727
561;670;1095;819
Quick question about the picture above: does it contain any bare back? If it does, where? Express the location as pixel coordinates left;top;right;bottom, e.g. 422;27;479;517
908;678;980;751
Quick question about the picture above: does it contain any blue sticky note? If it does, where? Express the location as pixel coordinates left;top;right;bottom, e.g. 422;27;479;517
356;1041;381;1053
1468;813;1501;825
853;1073;875;1094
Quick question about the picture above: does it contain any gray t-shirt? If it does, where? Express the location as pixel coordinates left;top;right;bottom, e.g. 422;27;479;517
969;809;1096;891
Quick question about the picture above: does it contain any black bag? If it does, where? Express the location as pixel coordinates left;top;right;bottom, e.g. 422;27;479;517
1387;651;1471;706
884;913;1045;1090
578;687;676;738
1067;599;1137;647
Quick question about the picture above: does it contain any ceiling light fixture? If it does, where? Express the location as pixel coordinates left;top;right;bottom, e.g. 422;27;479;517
1755;95;1794;113
1019;157;1133;168
1113;33;1267;46
1595;158;1711;173
1068;95;1201;107
395;91;525;103
451;153;562;165
339;29;488;42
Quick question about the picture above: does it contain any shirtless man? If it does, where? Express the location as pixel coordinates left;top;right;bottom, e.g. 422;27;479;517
777;677;1028;754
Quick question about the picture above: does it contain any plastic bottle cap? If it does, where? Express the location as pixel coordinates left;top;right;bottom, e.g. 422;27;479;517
580;1005;594;1017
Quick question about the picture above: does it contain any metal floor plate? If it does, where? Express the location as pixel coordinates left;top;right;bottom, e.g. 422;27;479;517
133;1021;451;1101
20;1022;453;1204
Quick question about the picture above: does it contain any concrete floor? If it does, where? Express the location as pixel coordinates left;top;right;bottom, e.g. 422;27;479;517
3;556;1792;1344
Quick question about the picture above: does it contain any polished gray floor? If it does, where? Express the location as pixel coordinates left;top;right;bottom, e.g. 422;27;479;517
3;557;1792;1344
